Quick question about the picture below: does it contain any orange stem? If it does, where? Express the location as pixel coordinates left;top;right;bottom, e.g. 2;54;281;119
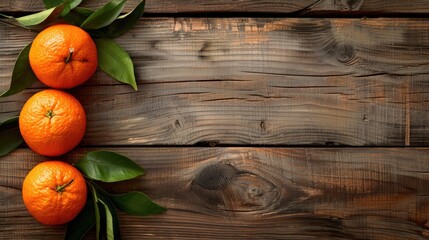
65;47;74;63
56;179;74;193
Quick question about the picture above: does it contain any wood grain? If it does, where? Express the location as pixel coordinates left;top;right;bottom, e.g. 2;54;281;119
2;18;429;146
1;147;429;239
2;0;429;14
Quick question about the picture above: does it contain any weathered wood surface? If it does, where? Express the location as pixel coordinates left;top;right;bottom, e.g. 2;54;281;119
1;1;429;238
2;18;429;146
1;147;429;239
2;0;429;14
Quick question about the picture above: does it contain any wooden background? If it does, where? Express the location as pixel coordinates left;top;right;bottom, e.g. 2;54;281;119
1;0;429;239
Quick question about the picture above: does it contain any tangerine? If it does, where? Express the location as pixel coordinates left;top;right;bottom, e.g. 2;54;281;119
22;161;87;225
19;89;86;157
29;24;98;89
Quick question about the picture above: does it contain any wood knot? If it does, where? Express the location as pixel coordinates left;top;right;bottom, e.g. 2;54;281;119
150;40;160;50
335;43;355;63
194;163;237;190
260;121;266;131
192;164;280;213
175;119;182;129
199;42;211;60
334;0;364;11
226;173;279;211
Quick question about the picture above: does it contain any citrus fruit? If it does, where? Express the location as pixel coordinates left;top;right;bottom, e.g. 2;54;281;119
22;161;87;225
29;24;98;89
19;89;86;157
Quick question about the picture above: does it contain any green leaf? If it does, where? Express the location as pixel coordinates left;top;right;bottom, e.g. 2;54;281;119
64;194;95;240
43;0;65;8
75;151;144;182
108;191;166;216
63;7;95;26
95;38;137;90
91;0;145;38
74;7;96;16
98;200;115;240
43;0;82;16
43;0;82;9
0;116;23;157
1;42;37;97
90;184;101;240
93;184;121;240
103;203;114;240
68;0;82;9
15;4;64;27
80;0;127;30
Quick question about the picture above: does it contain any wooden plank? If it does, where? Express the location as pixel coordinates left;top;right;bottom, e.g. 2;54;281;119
2;18;429;146
410;79;429;146
2;0;429;14
0;18;429;146
1;147;429;239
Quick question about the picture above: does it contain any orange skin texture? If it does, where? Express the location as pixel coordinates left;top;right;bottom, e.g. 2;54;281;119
19;89;86;157
22;161;87;225
29;24;98;89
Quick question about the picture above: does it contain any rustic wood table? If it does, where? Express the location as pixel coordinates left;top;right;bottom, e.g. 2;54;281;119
2;0;429;239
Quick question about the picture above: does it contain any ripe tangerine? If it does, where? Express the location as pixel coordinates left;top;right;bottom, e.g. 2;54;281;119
19;89;86;157
22;161;87;225
29;24;98;89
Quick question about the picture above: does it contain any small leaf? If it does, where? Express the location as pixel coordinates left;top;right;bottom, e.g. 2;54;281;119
81;0;127;30
43;0;82;16
0;116;23;157
62;0;83;16
91;0;145;38
98;200;114;240
68;0;82;9
108;191;166;216
95;38;137;90
15;4;64;27
75;151;144;182
89;184;101;240
63;7;95;26
43;0;64;8
103;203;114;240
64;194;95;240
74;7;96;16
1;42;37;97
94;184;121;240
44;0;82;9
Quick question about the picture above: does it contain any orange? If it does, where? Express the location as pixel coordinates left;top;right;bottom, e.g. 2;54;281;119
29;24;98;89
22;161;87;225
19;89;86;157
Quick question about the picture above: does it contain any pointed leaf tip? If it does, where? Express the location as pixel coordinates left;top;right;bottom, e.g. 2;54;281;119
109;191;166;216
15;4;65;27
43;0;82;16
1;43;37;98
95;38;137;90
80;0;127;30
0;116;23;157
75;151;144;182
90;0;145;38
